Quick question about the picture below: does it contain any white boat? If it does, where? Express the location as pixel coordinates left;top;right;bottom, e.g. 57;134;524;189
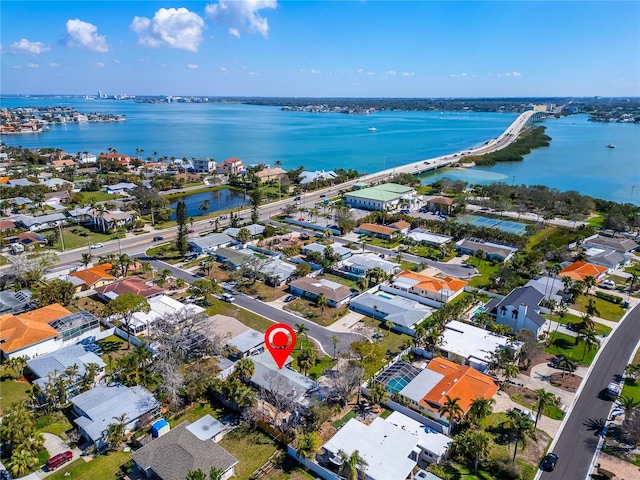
368;127;377;132
606;143;615;149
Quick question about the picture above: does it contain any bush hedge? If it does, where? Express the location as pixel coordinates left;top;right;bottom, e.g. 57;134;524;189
595;291;623;304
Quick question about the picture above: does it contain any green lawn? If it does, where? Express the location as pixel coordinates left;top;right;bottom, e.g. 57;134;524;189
467;259;501;288
218;425;281;480
146;242;183;263
0;379;30;414
284;298;348;327
622;346;640;402
321;272;359;290
206;300;273;332
524;227;557;253
47;451;131;480
363;236;400;249
543;313;612;337
50;225;120;251
331;409;357;429
169;401;232;428
572;295;625;322
36;412;74;438
71;191;119;204
509;393;565;421
290;338;336;379
545;331;599;366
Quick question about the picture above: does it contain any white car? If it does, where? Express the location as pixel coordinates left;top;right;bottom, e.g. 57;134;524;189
600;280;616;290
90;243;104;249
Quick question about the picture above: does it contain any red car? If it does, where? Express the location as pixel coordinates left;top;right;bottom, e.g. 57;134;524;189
188;229;195;233
47;451;73;470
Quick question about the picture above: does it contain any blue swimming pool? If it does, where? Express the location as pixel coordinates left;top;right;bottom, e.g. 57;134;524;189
386;375;412;394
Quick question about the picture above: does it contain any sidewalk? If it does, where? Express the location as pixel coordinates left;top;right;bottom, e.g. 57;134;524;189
492;390;562;438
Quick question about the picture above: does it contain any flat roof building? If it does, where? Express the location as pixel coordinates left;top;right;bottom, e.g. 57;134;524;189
344;183;417;211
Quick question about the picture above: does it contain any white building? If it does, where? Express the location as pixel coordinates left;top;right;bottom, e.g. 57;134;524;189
192;157;216;173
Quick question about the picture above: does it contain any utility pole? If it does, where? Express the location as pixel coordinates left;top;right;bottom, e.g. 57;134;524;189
58;223;65;251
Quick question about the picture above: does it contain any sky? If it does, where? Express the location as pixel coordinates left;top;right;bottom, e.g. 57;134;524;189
1;1;639;98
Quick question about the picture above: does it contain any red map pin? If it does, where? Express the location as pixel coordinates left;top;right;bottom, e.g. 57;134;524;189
265;324;297;369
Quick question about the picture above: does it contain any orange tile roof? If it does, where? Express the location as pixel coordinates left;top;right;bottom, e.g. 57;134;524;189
420;357;499;415
358;223;396;236
559;261;608;282
69;263;115;287
0;176;9;184
397;270;467;294
221;157;243;165
96;275;164;298
430;196;454;205
390;220;411;230
0;304;71;354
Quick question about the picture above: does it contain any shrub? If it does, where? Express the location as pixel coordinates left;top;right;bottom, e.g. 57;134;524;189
597;467;616;479
595;291;623;304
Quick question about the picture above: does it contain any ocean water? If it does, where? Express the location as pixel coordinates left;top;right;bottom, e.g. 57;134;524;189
1;97;638;203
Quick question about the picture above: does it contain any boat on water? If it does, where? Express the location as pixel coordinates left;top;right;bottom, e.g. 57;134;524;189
368;127;377;132
606;143;615;149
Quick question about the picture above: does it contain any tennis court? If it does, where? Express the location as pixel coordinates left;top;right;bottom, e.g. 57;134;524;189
458;214;528;236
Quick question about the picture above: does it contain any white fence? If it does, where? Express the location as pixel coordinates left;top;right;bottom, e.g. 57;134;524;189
286;445;342;480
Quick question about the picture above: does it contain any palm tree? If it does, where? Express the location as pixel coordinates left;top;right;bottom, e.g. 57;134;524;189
467;397;495;425
316;293;328;314
578;329;600;360
585;298;600;317
627;272;639;296
295;323;309;349
452;429;493;475
296;431;322;461
505;409;536;463
533;389;556;430
338;449;368;480
369;382;389;408
438;395;463;426
503;364;520;383
8;446;37;477
619;395;640;418
107;413;129;450
80;252;93;267
234;357;255;381
384;320;394;336
297;346;316;376
557;353;577;378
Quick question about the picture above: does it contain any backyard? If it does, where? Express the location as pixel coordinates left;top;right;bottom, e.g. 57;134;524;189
46;451;130;480
572;295;625;322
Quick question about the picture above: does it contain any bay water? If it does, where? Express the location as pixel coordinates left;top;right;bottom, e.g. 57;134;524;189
1;97;637;204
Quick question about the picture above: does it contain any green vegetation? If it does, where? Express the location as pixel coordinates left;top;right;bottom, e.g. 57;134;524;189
331;409;357;429
467;259;501;289
543;313;612;337
35;412;74;438
47;451;130;480
169;401;230;428
0;379;30;414
470;126;551;166
572;295;625;322
206;300;273;332
509;393;565;421
146;242;183;263
321;272;360;291
622;347;640;403
218;425;282;480
360;316;412;374
71;190;119;204
285;298;348;327
49;225;119;251
545;331;598;366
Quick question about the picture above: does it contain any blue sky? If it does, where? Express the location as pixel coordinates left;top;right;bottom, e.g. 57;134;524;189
1;1;639;97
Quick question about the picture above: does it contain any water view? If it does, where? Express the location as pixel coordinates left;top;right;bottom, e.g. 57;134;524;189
168;188;249;220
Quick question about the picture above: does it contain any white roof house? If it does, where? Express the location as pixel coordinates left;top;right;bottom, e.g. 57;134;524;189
188;233;235;254
440;320;517;372
128;295;206;334
224;224;265;238
228;328;264;358
105;182;138;194
340;253;400;277
300;170;337;185
385;411;452;465
322;417;419;480
406;229;453;246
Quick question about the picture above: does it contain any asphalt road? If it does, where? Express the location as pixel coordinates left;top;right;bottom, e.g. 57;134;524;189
135;256;361;356
540;303;640;479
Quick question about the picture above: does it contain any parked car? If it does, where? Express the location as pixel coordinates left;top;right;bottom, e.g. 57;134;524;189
513;407;536;422
221;293;235;302
319;194;326;198
47;451;73;471
400;209;411;214
600;279;616;290
90;242;103;249
295;196;301;201
219;214;228;220
187;229;195;233
419;206;428;213
153;236;164;241
284;295;295;303
540;453;558;472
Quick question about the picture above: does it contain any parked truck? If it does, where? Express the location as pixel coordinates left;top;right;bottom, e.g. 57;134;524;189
606;381;622;400
9;243;24;255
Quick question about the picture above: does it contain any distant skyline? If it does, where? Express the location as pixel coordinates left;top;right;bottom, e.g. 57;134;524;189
1;1;639;98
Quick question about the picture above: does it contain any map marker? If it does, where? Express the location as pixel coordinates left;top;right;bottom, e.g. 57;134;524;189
265;324;297;369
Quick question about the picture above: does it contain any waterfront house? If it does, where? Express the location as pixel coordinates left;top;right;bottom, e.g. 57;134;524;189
191;157;216;173
131;419;238;480
216;158;245;175
288;277;353;307
454;238;518;262
255;167;287;183
558;261;608;283
72;383;159;450
425;196;454;214
485;286;547;337
344;183;418;211
300;170;337;185
386;270;468;304
78;153;97;164
99;152;135;166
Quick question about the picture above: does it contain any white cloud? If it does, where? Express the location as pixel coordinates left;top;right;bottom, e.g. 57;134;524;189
449;72;468;77
402;72;415;77
366;71;374;76
50;62;60;68
66;19;109;52
357;68;363;74
113;59;121;64
12;65;22;70
497;71;522;78
206;0;277;38
385;70;397;76
26;63;40;68
131;8;205;52
310;69;320;74
10;38;50;55
219;66;228;73
229;28;240;38
187;64;199;69
95;62;106;68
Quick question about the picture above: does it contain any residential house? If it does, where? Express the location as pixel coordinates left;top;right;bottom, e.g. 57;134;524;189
349;289;434;335
214;247;253;269
51;159;77;170
0;290;33;314
301;242;353;260
43;190;70;207
524;276;566;303
90;209;135;231
11;231;48;247
0;306;101;360
288;277;353;307
258;257;297;286
255;167;287;183
99;152;135;166
340;253;400;278
13;213;67;232
224;224;265;239
7;196;33;209
42;178;71;189
191;157;216;173
344;183;418;211
227;328;265;358
584;248;631;271
216;158;245;175
485;286;547;337
96;276;165;301
125;295;206;335
26;342;106;389
582;234;639;254
454;238;518;262
559;261;608;283
425;196;454;214
356;220;410;240
188;233;235;254
78;153;97;164
386;270;468;305
395;357;499;432
131;419;238;480
300;170;337;185
66;206;93;223
68;263;115;291
320;414;451;480
72;383;159;450
438;320;519;372
1;178;35;187
406;229;453;247
105;182;138;195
